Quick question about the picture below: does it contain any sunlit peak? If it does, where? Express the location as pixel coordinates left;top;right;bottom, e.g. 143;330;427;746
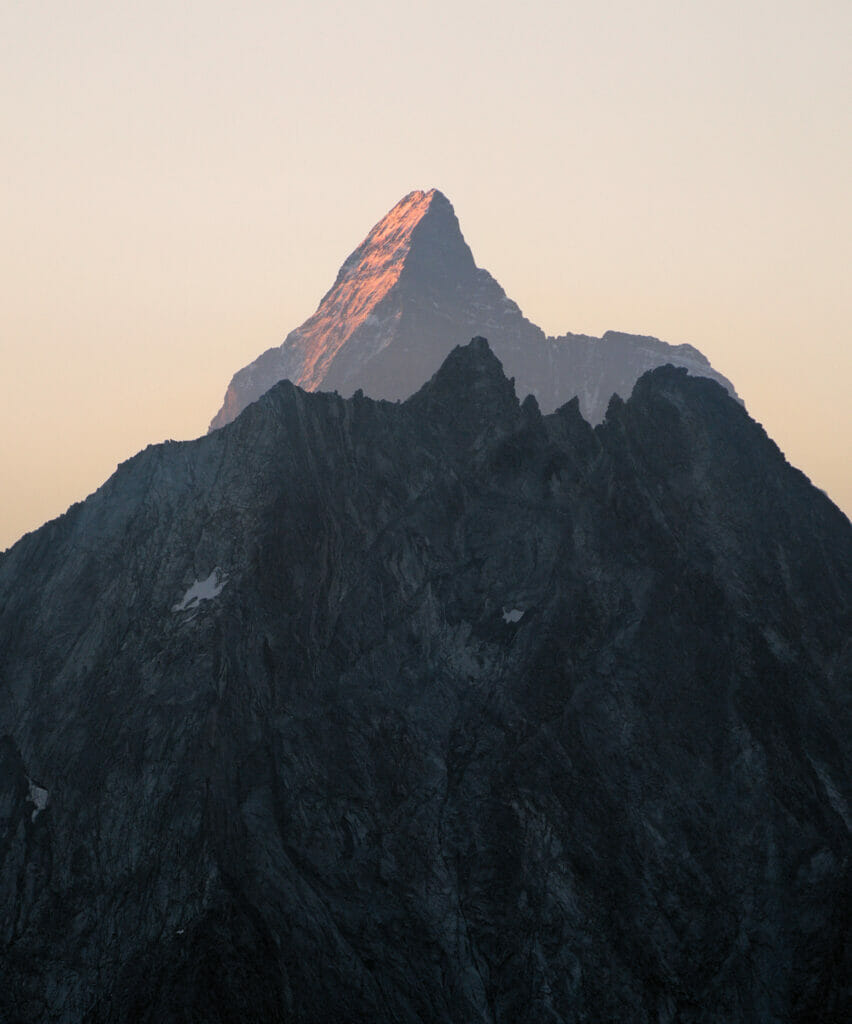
294;189;452;390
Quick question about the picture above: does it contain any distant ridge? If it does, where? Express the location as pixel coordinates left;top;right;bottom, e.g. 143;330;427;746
210;190;739;430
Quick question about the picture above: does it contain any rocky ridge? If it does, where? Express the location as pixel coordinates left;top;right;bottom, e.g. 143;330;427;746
209;190;738;430
0;339;849;1022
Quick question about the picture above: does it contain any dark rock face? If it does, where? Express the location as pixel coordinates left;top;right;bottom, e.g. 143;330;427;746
1;340;850;1022
209;190;739;430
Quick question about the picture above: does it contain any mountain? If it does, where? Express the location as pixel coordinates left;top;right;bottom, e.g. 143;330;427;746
209;190;738;429
1;339;849;1022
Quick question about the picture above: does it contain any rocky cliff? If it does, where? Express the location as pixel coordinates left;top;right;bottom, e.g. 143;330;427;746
1;340;849;1022
209;190;738;429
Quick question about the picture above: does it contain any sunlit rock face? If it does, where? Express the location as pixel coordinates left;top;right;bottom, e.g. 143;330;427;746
209;190;739;430
1;340;850;1022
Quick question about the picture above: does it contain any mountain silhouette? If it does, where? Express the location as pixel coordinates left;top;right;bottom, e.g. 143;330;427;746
2;341;849;1021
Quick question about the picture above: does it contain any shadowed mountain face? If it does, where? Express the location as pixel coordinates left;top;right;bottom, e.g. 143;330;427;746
209;190;738;430
1;340;850;1022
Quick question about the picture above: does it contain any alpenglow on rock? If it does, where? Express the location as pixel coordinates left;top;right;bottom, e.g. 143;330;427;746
209;189;739;430
1;340;849;1022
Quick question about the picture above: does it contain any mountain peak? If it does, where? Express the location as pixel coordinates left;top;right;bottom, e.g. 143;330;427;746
276;189;467;394
328;188;451;293
207;187;495;430
209;191;738;433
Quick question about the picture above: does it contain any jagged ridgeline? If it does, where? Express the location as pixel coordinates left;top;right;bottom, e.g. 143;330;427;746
1;340;850;1022
209;189;739;430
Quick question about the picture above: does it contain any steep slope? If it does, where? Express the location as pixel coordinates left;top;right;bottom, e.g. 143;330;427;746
1;340;849;1022
209;191;738;429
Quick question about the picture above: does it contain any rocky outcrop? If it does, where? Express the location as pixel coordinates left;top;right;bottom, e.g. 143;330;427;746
1;340;849;1022
209;190;739;429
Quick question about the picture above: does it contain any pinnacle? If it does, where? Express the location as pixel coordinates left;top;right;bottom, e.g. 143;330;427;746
407;336;518;423
434;336;508;380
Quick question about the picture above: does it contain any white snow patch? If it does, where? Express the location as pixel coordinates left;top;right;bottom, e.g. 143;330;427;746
173;569;227;613
502;608;524;624
27;779;48;822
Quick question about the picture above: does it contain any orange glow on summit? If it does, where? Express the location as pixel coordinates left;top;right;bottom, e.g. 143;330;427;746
293;189;440;390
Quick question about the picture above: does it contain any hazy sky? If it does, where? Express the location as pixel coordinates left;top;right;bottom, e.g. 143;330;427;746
2;1;850;550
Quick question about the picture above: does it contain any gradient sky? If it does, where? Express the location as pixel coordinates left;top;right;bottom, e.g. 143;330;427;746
2;0;850;550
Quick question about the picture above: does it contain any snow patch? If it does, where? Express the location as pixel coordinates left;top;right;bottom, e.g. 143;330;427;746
502;608;524;624
27;779;48;822
173;569;227;613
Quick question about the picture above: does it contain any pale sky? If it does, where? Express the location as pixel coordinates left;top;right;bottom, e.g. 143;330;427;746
2;0;850;550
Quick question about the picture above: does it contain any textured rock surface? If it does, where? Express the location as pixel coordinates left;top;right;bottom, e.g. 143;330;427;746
209;190;738;430
1;339;850;1022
